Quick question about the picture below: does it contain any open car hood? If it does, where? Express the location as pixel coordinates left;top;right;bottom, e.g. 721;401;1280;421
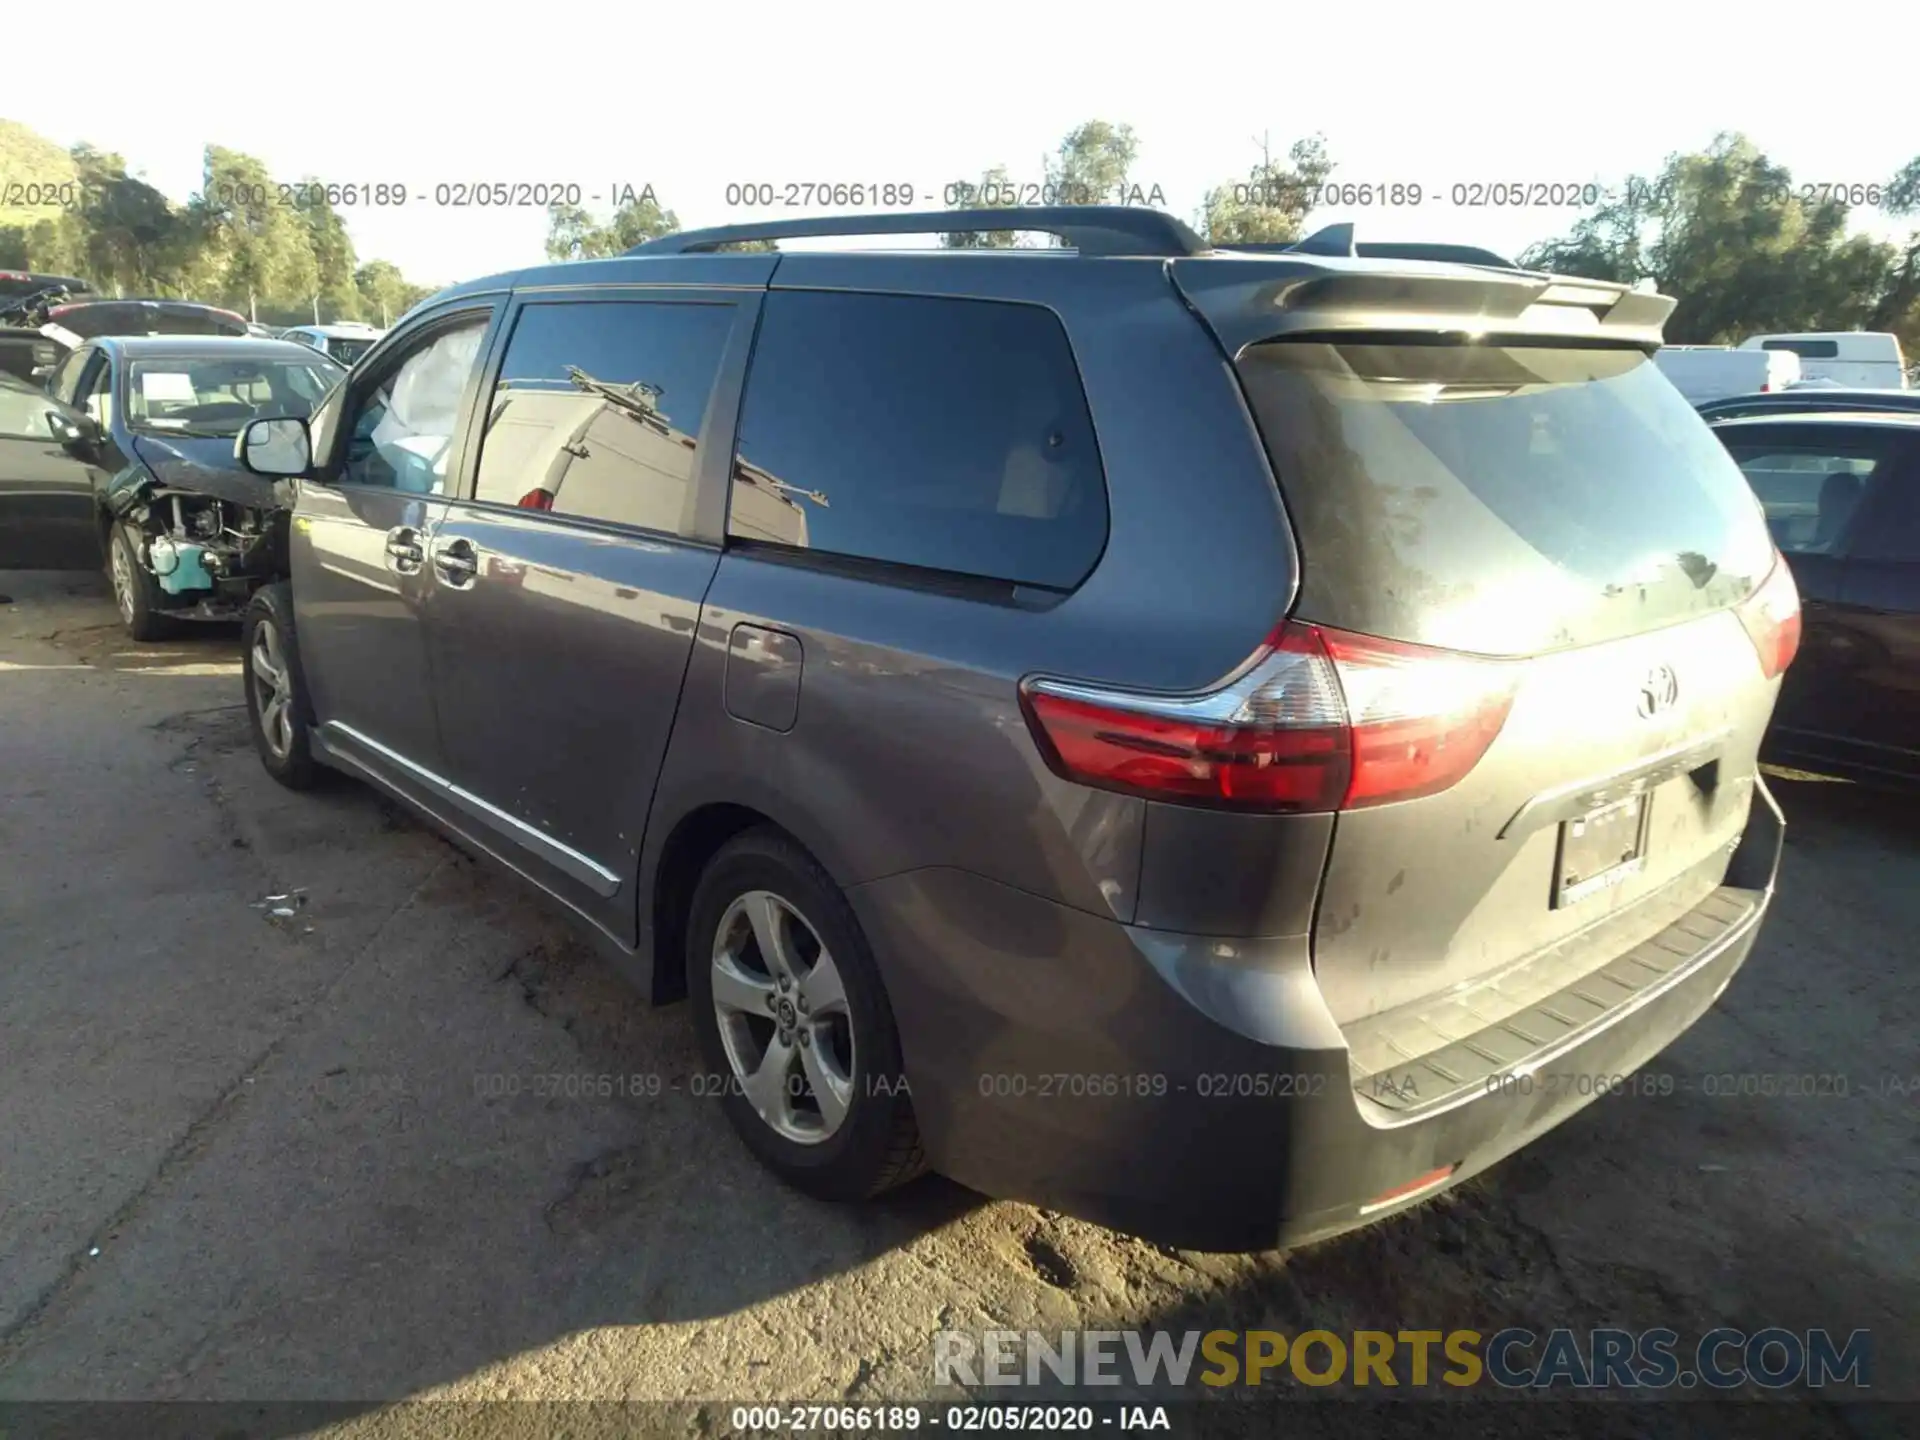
122;433;294;511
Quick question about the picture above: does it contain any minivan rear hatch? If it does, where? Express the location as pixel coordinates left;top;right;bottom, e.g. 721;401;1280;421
1173;256;1787;1030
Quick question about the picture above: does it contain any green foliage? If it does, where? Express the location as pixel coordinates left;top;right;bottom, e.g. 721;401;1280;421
1047;120;1138;205
1522;133;1920;354
940;164;1020;249
938;121;1139;250
1200;134;1333;246
0;121;431;324
544;188;680;261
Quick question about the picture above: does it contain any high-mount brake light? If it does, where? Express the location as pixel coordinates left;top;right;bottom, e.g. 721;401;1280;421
1020;623;1518;813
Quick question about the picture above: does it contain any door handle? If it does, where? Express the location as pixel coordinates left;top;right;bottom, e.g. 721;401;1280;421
431;535;479;587
384;525;424;574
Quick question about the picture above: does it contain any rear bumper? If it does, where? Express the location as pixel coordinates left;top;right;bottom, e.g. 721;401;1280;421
850;780;1783;1252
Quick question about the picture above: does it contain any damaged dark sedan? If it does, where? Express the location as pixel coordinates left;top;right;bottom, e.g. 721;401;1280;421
0;336;343;637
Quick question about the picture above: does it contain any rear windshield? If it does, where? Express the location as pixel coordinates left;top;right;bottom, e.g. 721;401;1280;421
325;337;375;365
57;304;246;339
1236;341;1777;656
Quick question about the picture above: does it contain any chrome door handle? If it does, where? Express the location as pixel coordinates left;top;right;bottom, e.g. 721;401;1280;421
431;535;479;586
384;525;424;574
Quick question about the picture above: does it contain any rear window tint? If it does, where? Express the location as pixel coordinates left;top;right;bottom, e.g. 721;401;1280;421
728;290;1107;592
1762;339;1840;360
1717;427;1903;557
56;303;143;338
1236;341;1777;656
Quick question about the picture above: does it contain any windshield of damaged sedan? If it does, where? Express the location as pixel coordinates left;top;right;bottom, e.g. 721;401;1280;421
124;356;343;436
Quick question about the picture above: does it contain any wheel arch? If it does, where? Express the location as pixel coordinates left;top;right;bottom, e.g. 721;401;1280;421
639;795;843;1006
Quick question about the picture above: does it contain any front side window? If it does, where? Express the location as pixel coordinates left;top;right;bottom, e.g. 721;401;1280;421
725;290;1108;591
471;299;732;532
125;356;342;437
46;346;90;405
77;353;113;429
341;319;487;493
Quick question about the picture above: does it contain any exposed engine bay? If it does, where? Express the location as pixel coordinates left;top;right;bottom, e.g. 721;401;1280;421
119;488;286;618
104;428;298;618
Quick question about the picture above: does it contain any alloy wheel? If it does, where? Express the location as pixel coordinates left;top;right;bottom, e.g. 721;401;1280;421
710;889;856;1145
250;619;294;760
110;537;135;625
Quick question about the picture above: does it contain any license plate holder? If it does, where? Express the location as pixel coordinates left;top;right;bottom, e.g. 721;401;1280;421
1552;792;1651;908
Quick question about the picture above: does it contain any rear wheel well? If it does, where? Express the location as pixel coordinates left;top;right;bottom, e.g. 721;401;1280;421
649;802;781;1005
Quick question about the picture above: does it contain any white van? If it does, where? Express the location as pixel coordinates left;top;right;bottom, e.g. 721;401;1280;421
1652;345;1802;407
1738;332;1908;390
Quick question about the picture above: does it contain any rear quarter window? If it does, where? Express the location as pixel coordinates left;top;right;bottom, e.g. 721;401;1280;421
1235;341;1778;656
726;290;1108;592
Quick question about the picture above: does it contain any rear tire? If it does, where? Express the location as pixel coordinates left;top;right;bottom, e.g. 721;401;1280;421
687;827;925;1201
242;582;321;791
108;521;177;642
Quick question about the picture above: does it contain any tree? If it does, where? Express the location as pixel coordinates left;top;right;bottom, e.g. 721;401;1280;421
301;187;363;323
1199;134;1333;246
1869;157;1920;356
939;164;1020;249
544;186;680;261
1046;120;1138;206
354;260;411;327
197;146;316;320
939;120;1143;250
1520;133;1919;351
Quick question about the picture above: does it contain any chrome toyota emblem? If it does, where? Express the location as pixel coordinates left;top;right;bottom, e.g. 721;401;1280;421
1637;664;1679;719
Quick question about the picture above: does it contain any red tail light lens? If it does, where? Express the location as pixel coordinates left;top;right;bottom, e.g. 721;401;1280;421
1735;555;1801;680
517;487;555;511
1019;624;1517;813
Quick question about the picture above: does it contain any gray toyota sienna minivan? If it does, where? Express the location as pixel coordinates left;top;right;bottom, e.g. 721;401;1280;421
232;209;1797;1251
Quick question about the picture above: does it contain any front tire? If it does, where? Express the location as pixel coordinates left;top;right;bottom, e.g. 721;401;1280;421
242;582;320;790
687;827;925;1201
108;521;176;642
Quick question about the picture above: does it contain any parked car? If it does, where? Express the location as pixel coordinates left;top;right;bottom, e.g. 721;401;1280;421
1653;345;1802;406
1697;389;1920;423
0;273;94;382
1739;332;1908;391
280;322;384;367
0;270;94;302
0;370;102;569
0;336;343;634
7;297;254;388
1708;408;1920;785
227;206;1793;1251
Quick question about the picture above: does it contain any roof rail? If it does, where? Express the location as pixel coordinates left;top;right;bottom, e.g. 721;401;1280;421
626;206;1209;259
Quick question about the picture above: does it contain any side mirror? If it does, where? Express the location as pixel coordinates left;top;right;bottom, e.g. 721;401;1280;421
45;409;94;447
238;415;311;476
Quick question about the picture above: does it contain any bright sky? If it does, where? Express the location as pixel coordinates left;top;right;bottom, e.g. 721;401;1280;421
9;0;1917;289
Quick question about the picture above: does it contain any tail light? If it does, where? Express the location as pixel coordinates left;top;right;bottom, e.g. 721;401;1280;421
1019;624;1518;813
1735;554;1801;680
517;487;555;511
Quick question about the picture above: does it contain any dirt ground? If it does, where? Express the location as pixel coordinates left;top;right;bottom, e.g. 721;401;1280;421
0;569;1913;1439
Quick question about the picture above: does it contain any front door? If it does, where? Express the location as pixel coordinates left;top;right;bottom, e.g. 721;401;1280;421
1721;423;1902;765
1829;435;1920;777
422;291;748;930
289;306;496;788
0;376;98;570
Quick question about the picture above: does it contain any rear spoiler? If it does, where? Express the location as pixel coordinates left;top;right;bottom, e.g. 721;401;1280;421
1174;226;1674;354
1220;227;1520;271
